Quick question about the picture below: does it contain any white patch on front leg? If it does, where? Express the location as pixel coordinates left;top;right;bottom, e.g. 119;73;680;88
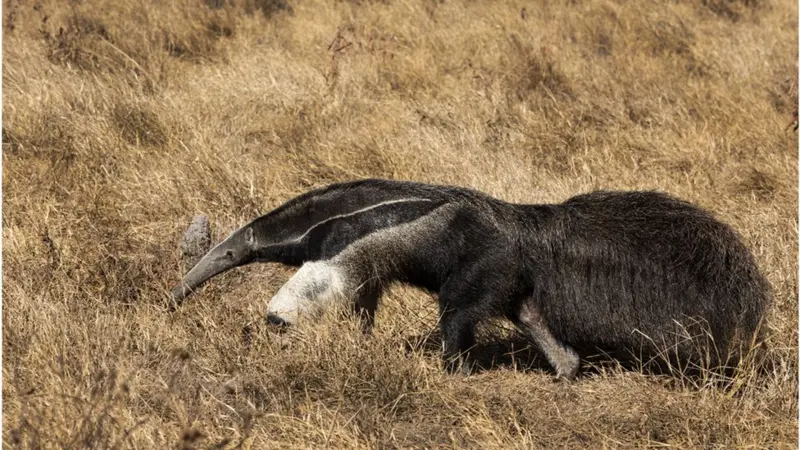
267;261;350;325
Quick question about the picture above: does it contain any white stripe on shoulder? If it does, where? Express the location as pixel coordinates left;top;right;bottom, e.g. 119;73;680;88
289;197;433;243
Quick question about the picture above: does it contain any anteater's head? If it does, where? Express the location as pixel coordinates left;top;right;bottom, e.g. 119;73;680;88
171;226;258;302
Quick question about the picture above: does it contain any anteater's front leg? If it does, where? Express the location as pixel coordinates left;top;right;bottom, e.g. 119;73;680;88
351;281;382;333
438;306;480;374
437;279;497;374
266;260;382;333
436;254;518;375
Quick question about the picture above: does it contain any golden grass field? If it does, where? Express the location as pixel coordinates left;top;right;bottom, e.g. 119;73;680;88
2;0;798;447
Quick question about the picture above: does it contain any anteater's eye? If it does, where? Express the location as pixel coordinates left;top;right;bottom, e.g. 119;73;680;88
225;250;235;259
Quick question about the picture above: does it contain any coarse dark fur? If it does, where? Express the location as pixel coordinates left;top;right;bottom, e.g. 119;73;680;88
171;179;771;377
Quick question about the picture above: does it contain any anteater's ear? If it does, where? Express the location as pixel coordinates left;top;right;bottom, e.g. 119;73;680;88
245;227;255;247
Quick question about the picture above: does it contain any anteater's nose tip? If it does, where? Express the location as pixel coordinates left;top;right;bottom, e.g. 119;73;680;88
266;313;288;327
171;286;185;300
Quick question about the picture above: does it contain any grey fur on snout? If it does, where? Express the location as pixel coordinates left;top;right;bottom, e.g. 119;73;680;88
172;226;256;302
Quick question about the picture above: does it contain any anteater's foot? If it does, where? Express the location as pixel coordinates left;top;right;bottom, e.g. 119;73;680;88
553;351;580;380
516;302;581;380
266;313;290;333
444;356;477;376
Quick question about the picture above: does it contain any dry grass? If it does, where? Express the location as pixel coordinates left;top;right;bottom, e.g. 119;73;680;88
2;0;798;448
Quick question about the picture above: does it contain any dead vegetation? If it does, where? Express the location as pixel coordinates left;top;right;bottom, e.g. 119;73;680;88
3;0;798;448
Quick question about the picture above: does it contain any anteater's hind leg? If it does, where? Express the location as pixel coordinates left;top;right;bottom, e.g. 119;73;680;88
515;301;580;379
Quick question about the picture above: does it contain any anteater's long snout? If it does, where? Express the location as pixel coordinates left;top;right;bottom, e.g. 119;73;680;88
171;251;235;301
171;229;254;303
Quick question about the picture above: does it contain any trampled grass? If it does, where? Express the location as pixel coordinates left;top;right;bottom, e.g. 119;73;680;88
2;0;798;447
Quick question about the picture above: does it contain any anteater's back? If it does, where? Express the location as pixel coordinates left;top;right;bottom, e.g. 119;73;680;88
523;191;770;367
